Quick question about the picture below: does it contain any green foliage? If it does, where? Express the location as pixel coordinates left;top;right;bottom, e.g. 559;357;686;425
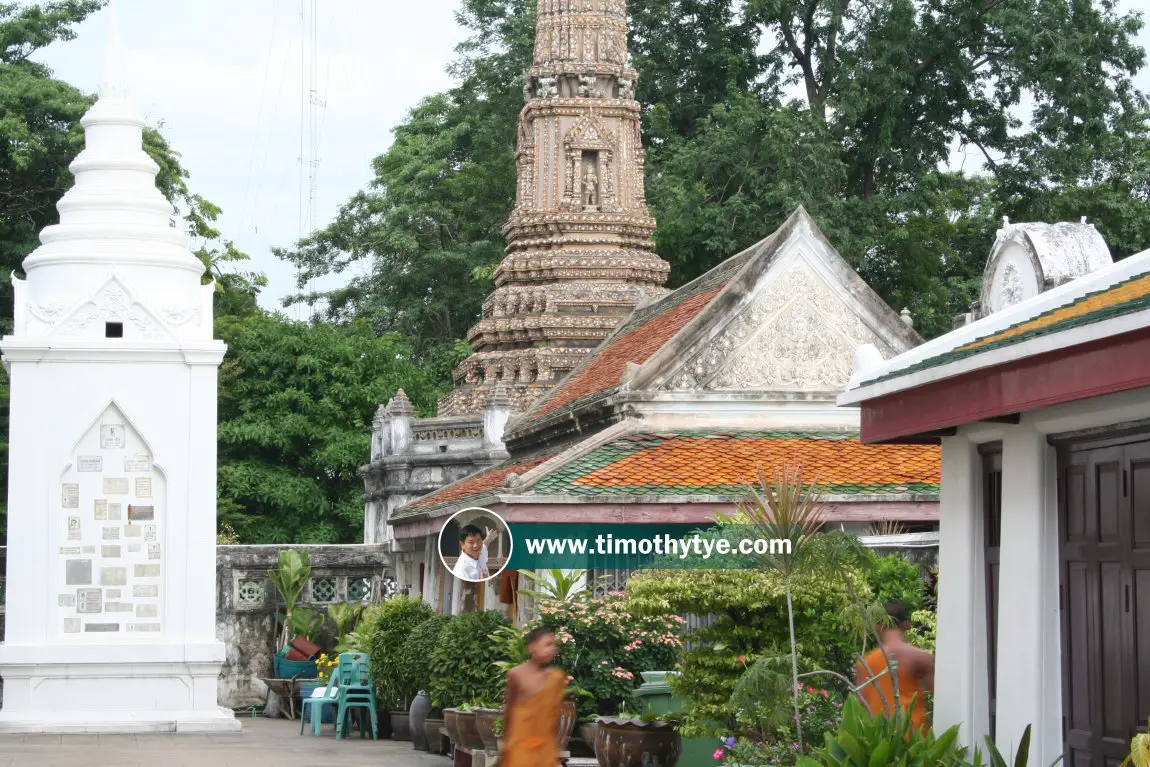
905;610;937;654
214;314;443;543
288;607;324;642
429;610;513;709
326;602;364;644
267;550;311;650
363;595;435;709
866;553;927;612
629;531;872;736
796;695;968;767
517;569;588;603
397;613;450;702
488;623;530;677
719;683;846;765
530;592;683;720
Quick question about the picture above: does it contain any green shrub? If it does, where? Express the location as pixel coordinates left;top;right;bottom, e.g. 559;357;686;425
397;613;450;704
530;592;682;720
905;609;937;653
364;595;435;709
865;553;926;611
429;610;513;708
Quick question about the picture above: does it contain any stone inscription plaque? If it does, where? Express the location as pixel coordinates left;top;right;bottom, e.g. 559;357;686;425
59;546;80;555
103;477;129;495
67;515;80;540
108;503;122;521
128;505;154;521
105;602;134;613
106;589;121;599
127;623;160;633
61;483;79;508
101;526;120;540
133;584;158;598
148;543;161;560
124;455;151;472
66;559;92;585
135;564;160;578
77;588;102;613
84;623;119;633
127;542;142;553
77;456;103;472
101;545;121;558
94;499;108;520
124;525;142;538
136;604;158;618
99;566;127;586
100;424;124;449
134;477;152;498
63;618;80;633
58;594;75;607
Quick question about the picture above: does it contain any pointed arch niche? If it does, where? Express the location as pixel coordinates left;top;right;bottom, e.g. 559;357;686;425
54;401;166;640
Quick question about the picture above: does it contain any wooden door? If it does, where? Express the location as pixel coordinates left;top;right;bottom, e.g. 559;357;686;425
1060;439;1147;766
982;446;1002;741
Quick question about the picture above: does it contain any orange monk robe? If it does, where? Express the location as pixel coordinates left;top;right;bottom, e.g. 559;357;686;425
855;647;929;735
500;667;565;767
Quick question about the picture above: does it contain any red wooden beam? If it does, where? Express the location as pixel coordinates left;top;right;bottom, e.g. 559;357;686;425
859;327;1150;443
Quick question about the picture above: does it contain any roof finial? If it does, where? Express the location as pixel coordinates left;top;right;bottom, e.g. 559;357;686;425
98;0;129;100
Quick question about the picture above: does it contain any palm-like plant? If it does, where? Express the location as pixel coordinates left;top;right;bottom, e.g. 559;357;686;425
267;549;311;651
740;462;826;750
328;602;364;643
517;569;587;602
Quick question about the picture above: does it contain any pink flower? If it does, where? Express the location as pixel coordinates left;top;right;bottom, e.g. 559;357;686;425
737;655;747;664
821;689;829;698
713;748;725;760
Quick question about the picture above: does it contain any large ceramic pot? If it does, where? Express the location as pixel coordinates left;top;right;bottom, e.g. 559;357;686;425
443;708;462;745
424;717;447;755
457;711;485;751
557;700;578;750
389;710;412;741
594;717;682;767
580;722;599;748
409;691;431;750
475;708;501;751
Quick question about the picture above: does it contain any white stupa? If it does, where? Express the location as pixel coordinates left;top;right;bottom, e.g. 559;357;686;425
0;5;239;732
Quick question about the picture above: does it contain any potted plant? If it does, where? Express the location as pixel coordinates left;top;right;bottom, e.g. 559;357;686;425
399;614;449;751
424;706;447;755
475;706;501;752
428;611;513;721
594;709;683;767
456;702;487;751
365;595;435;740
443;707;462;745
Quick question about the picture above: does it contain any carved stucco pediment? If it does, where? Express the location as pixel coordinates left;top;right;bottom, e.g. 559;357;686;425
660;262;897;392
27;274;197;342
565;114;614;150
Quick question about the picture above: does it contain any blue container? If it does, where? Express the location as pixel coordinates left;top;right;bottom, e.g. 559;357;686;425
274;649;318;680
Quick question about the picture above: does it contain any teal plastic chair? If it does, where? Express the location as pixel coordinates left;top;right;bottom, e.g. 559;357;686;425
333;652;378;740
299;672;339;736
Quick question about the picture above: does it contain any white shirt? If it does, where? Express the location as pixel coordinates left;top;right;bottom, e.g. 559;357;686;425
452;543;489;581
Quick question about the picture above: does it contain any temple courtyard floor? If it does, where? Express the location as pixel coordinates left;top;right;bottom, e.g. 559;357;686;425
0;716;450;767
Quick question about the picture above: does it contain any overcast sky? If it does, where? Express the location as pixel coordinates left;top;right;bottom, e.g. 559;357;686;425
34;1;1150;317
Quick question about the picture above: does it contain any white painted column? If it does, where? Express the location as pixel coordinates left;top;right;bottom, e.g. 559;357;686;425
996;422;1060;763
934;434;990;750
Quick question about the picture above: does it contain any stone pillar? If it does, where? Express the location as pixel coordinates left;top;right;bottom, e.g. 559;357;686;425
387;389;415;454
996;422;1061;762
483;385;512;449
933;434;990;750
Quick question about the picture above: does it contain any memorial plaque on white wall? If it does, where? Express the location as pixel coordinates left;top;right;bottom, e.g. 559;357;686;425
127;623;160;633
144;525;156;541
148;543;161;560
59;546;80;555
99;567;127;586
77;456;103;472
124;524;142;538
67;516;81;540
85;623;119;633
127;542;142;553
101;526;120;540
133;584;158;598
63;618;80;633
102;477;128;495
128;505;154;521
58;594;75;607
82;545;95;554
106;589;121;599
61;483;79;508
77;588;102;613
135;564;160;578
94;499;108;520
100;424;124;449
136;604;158;618
134;477;152;498
124;455;151;472
66;559;92;584
101;545;121;558
108;502;122;521
105;602;134;613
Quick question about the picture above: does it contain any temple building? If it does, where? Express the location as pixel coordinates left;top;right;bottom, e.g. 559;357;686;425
361;0;670;547
838;215;1136;764
388;209;943;616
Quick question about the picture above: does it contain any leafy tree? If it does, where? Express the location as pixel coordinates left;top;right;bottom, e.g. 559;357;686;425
214;313;445;544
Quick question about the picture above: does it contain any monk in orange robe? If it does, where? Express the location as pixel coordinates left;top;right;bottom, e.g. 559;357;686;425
500;626;566;767
854;601;934;735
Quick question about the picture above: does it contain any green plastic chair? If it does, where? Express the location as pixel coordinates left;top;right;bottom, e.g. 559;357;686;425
299;673;339;737
333;652;378;740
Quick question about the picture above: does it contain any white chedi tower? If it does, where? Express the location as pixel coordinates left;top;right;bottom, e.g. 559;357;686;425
0;14;238;733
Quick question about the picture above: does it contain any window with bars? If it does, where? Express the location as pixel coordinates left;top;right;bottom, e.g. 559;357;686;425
236;577;267;609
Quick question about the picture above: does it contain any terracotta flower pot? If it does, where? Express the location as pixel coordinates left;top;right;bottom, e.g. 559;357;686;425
475;708;501;751
424;718;446;755
557;700;578;749
389;710;412;741
457;711;485;751
594;717;682;767
444;709;461;744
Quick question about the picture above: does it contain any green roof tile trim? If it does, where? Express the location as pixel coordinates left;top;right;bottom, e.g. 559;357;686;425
860;272;1150;387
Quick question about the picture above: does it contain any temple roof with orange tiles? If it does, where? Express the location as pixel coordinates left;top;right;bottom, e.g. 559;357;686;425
390;209;940;530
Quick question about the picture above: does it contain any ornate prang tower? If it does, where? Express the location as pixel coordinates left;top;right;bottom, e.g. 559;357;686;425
437;0;670;416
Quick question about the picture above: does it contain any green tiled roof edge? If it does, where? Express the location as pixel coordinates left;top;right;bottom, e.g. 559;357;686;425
861;274;1150;387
